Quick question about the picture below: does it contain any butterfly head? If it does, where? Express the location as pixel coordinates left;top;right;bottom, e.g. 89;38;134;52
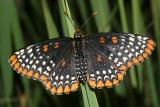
74;28;82;38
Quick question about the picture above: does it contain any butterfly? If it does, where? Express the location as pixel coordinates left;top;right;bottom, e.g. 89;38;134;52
9;31;155;95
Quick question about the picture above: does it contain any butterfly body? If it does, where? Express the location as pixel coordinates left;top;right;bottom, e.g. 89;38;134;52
9;32;155;95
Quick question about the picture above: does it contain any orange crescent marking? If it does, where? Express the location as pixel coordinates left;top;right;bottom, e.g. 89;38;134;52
138;55;144;62
112;79;119;85
117;73;124;80
14;62;20;69
64;85;71;93
56;85;63;94
17;67;23;73
147;39;155;46
142;53;148;58
88;80;96;87
45;81;51;90
11;58;18;65
132;58;139;64
33;72;40;79
9;55;16;61
127;61;133;68
105;80;112;87
97;80;104;88
71;82;78;91
119;64;127;71
40;75;47;81
27;70;33;77
144;48;151;54
147;43;154;50
22;68;28;75
51;86;56;94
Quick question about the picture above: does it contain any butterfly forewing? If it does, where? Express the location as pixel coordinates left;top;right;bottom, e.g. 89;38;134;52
86;32;155;88
9;37;79;94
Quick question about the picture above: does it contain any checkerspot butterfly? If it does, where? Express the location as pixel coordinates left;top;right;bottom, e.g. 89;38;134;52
9;31;155;95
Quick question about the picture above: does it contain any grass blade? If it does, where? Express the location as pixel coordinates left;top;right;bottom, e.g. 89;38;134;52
61;0;99;107
0;0;13;107
42;0;59;38
145;60;159;107
41;0;62;107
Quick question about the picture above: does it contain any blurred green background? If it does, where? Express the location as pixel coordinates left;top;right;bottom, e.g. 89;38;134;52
0;0;159;107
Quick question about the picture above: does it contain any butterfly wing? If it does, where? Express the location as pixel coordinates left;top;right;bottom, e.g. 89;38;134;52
9;37;78;94
85;32;155;88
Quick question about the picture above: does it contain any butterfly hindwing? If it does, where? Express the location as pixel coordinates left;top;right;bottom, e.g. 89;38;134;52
86;32;155;88
86;45;124;88
43;47;79;95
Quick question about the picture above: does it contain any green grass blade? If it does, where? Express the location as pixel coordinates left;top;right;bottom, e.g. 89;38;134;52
131;0;144;91
61;0;99;107
117;0;129;32
80;84;99;107
42;0;59;38
61;0;75;37
58;0;69;36
145;60;159;107
0;1;13;107
41;0;62;107
150;0;160;87
9;0;34;107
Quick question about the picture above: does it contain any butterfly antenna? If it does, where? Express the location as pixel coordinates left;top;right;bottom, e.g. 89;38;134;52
80;11;98;30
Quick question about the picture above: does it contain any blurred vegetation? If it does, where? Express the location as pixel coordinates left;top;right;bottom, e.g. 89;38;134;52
0;0;159;107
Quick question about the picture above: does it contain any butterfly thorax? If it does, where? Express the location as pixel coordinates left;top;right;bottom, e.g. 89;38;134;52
74;32;88;82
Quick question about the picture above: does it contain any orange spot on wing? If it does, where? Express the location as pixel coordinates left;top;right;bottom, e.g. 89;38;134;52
45;81;51;90
138;55;144;62
112;79;119;85
11;58;18;65
22;68;28;75
56;85;63;94
119;64;127;71
142;53;148;58
127;61;133;68
99;36;106;44
71;82;78;91
42;45;48;52
51;86;56;94
9;55;16;61
17;67;23;73
88;80;96;88
147;43;154;50
147;39;155;46
144;48;151;54
14;62;20;69
33;72;40;79
105;80;112;87
40;75;47;81
111;36;118;44
27;70;33;77
53;42;60;49
64;85;71;93
117;73;124;80
97;80;104;88
132;57;139;64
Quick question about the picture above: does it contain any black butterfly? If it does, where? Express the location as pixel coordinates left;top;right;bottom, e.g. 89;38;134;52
9;31;155;95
